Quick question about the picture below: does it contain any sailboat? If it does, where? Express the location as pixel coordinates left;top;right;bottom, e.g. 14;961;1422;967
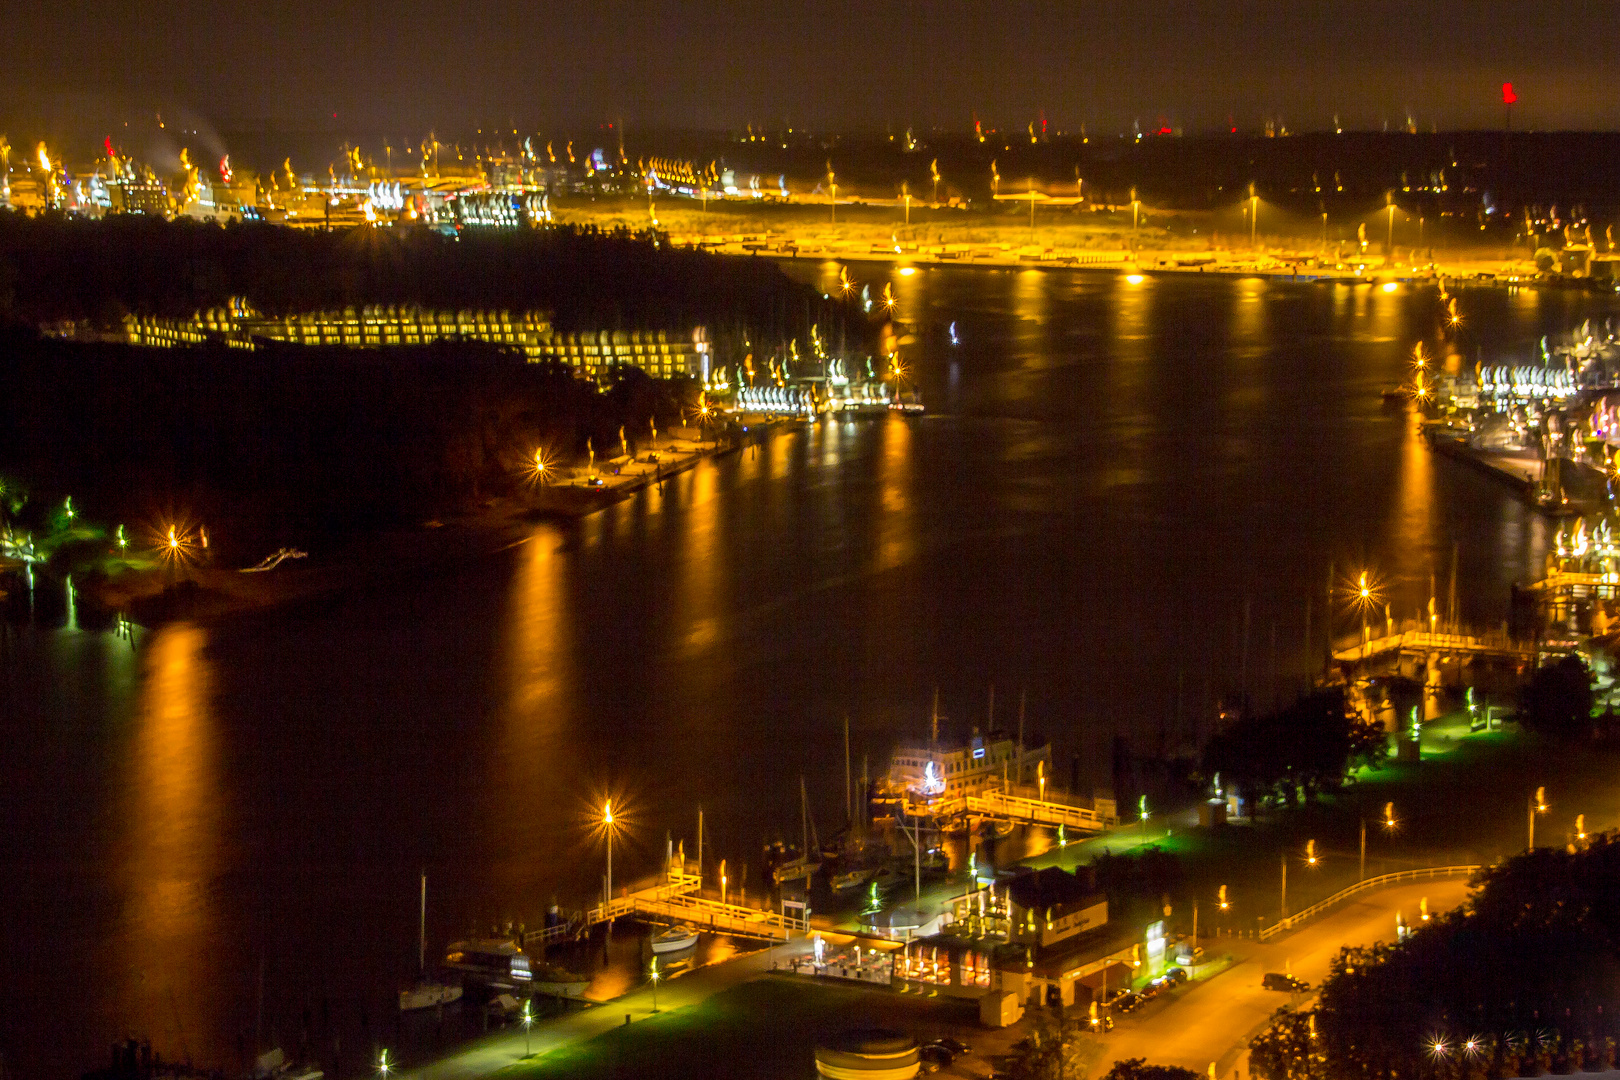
400;871;464;1011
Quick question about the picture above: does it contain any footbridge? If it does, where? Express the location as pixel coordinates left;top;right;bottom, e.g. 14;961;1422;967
1332;629;1535;669
940;781;1115;833
525;870;808;946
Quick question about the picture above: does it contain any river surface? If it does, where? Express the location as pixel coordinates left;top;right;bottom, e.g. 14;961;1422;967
3;267;1615;1078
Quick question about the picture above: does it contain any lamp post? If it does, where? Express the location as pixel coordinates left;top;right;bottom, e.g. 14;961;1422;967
377;1049;391;1077
1386;192;1397;264
522;1000;533;1056
650;958;661;1013
603;800;616;927
1528;787;1547;850
1249;183;1258;249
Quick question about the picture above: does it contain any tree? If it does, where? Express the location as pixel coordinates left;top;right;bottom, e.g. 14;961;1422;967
1518;655;1594;737
1102;1058;1203;1080
1004;1014;1087;1080
1201;689;1377;814
1249;1009;1328;1080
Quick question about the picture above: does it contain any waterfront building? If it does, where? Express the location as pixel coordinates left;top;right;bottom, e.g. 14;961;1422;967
1003;866;1109;948
115;303;709;379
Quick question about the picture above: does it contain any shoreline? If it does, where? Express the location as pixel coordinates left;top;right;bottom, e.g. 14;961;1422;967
74;425;793;629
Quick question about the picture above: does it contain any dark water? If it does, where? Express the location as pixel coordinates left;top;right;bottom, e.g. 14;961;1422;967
3;268;1614;1078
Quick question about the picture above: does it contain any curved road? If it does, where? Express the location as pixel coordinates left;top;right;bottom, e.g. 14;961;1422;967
1084;880;1471;1080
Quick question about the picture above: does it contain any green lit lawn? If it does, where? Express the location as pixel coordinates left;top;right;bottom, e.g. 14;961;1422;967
498;976;977;1080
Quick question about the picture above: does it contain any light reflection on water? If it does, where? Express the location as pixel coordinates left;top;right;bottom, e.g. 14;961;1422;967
6;267;1619;1078
116;623;223;1067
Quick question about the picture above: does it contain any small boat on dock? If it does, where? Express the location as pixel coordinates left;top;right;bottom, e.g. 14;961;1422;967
651;926;700;955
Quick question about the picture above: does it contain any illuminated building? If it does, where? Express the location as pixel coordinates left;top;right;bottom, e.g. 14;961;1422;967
884;731;1049;803
115;303;708;379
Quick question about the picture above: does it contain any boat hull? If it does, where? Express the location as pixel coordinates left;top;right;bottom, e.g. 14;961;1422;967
532;979;590;998
651;929;700;955
399;982;463;1011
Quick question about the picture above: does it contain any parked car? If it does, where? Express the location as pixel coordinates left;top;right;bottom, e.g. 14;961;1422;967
1262;972;1310;992
929;1037;973;1056
920;1044;954;1071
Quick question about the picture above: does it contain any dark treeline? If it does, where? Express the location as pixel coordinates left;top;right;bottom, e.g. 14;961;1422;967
0;332;692;553
0;211;858;347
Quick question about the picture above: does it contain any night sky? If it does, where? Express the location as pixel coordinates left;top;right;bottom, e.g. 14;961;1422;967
4;1;1619;134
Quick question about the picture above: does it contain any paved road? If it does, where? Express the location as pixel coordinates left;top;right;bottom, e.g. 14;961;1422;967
401;937;811;1080
1084;880;1471;1080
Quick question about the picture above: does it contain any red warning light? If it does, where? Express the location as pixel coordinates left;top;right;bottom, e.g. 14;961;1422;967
1502;82;1518;106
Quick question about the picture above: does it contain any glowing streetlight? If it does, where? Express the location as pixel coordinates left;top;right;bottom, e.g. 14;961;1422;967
1306;838;1318;866
1249;183;1258;249
377;1049;392;1077
649;958;661;1013
827;163;837;224
901;180;911;225
1384;801;1398;830
529;447;553;487
1218;884;1229;911
1037;760;1046;802
1577;813;1586;842
522;999;533;1056
1428;1038;1449;1061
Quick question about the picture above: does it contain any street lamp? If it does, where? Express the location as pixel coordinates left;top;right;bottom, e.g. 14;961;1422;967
1249;183;1258;249
650;958;661;1013
377;1049;391;1077
522;999;533;1056
1386;192;1397;263
1528;787;1547;850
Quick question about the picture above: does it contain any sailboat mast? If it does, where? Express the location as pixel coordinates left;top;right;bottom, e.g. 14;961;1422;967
419;870;427;973
844;714;852;824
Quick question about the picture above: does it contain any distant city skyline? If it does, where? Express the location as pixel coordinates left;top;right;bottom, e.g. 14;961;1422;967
2;1;1618;135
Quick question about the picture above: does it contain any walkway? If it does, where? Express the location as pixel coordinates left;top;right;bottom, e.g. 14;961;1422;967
402;938;812;1080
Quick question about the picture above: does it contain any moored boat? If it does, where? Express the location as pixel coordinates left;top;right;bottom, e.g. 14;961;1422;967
399;980;463;1011
532;962;591;997
650;926;700;954
443;939;532;987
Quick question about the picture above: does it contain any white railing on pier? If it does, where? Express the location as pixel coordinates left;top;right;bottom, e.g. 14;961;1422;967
1257;865;1480;942
577;870;806;942
1332;629;1532;664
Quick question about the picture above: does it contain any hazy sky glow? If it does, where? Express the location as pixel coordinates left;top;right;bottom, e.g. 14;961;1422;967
5;1;1618;134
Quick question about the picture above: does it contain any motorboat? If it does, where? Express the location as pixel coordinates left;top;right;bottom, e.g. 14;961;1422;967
443;939;532;987
650;926;700;955
399;980;462;1011
532;962;591;997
